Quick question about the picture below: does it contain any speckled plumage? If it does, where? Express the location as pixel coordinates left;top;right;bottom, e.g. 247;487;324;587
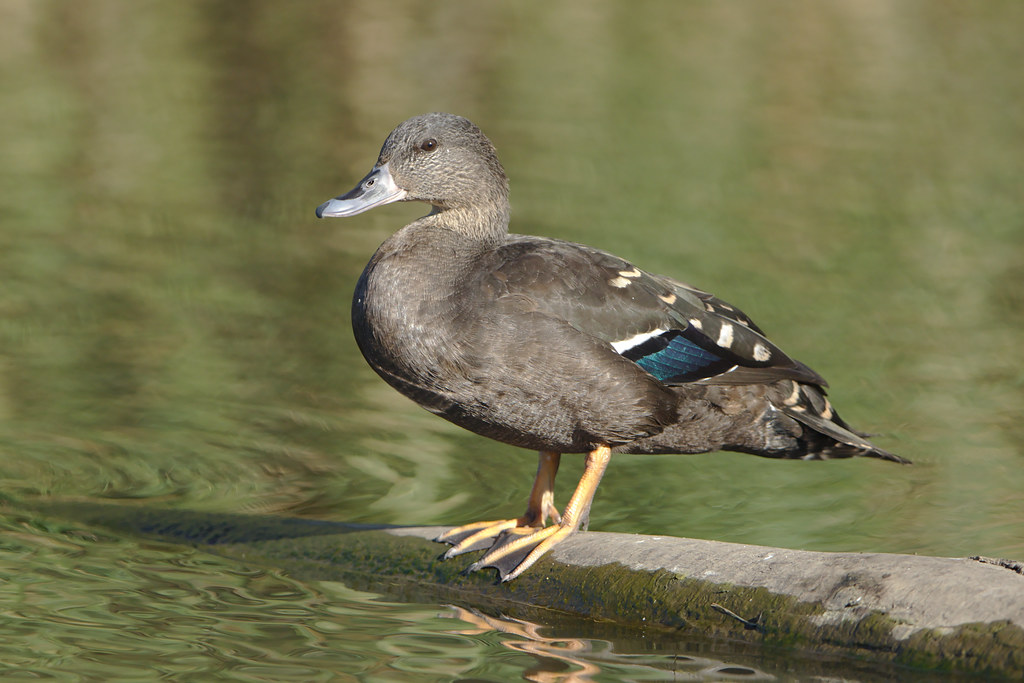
317;112;907;581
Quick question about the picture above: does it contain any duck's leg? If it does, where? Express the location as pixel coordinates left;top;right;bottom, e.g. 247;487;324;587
436;451;562;557
469;445;611;582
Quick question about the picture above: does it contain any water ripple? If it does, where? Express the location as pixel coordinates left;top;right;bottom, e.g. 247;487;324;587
0;509;787;681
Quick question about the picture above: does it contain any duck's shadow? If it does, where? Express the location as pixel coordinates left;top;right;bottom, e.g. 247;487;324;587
25;499;406;546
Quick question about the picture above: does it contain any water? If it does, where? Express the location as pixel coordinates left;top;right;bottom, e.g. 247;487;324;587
1;0;1022;678
0;509;922;681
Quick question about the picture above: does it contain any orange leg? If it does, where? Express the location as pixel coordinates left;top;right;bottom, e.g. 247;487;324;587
470;445;611;582
435;451;562;558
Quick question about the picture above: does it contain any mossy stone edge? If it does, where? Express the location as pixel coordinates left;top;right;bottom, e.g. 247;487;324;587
216;527;1023;677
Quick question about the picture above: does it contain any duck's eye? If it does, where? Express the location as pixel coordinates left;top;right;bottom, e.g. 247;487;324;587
420;138;438;152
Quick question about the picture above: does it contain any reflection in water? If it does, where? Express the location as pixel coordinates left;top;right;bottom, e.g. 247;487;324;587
0;511;468;679
0;510;778;681
443;606;772;682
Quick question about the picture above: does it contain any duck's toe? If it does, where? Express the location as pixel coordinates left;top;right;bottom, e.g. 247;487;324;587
468;522;577;582
435;518;532;558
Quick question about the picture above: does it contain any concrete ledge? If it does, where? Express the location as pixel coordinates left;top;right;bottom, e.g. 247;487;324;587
27;501;1024;677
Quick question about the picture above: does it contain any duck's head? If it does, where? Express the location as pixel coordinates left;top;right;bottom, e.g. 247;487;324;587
316;113;510;230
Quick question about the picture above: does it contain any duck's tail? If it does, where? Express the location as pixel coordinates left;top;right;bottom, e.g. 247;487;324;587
770;380;909;464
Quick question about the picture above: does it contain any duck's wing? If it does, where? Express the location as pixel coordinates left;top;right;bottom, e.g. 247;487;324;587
485;237;825;388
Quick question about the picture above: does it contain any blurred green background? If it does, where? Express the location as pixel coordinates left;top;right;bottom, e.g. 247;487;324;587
0;0;1022;677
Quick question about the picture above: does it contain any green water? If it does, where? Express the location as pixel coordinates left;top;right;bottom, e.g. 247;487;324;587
1;0;1022;678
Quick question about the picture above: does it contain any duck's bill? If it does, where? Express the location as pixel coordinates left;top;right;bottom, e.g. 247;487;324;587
316;163;408;218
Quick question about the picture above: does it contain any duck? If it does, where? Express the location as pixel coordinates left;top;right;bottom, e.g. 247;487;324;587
316;112;909;583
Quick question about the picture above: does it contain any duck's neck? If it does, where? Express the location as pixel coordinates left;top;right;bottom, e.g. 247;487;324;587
424;200;511;244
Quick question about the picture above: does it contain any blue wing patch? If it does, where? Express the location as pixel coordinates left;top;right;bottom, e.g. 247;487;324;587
621;330;733;383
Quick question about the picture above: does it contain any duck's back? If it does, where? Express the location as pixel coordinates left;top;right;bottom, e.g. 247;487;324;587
353;225;904;464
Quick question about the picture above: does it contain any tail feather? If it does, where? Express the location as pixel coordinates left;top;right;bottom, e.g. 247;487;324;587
774;381;909;464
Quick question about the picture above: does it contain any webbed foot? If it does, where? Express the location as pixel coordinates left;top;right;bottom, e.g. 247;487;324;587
469;520;579;582
435;518;532;557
